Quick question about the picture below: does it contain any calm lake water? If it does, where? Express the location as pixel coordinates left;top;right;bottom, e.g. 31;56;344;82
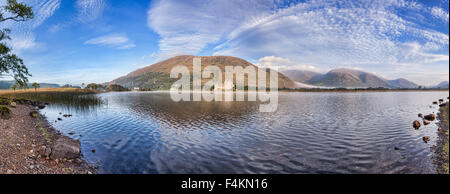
41;91;448;174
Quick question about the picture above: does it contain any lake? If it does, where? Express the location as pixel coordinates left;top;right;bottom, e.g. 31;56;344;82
41;91;448;174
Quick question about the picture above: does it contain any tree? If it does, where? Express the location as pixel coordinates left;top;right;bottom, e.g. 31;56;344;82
10;83;16;91
81;83;85;88
109;84;129;91
17;81;27;90
1;0;34;86
31;82;40;91
86;83;98;90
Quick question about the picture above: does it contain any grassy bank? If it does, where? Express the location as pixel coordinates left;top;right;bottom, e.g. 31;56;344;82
0;88;102;107
0;88;97;95
437;102;449;173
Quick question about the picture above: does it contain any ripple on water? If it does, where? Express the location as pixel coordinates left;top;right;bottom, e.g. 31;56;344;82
41;91;448;174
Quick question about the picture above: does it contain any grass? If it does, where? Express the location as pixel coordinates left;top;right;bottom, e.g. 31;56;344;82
0;88;97;97
439;103;449;173
0;88;103;110
0;106;11;119
34;119;53;144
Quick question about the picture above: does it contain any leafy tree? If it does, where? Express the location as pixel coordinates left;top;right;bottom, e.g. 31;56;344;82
86;83;98;90
9;83;16;91
17;81;27;90
61;84;72;88
0;0;34;86
108;84;129;91
31;82;40;91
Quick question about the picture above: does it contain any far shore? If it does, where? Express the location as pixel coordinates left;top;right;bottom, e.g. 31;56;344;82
130;88;449;93
0;87;448;96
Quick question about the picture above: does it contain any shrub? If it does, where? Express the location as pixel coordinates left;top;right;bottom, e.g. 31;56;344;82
0;106;11;119
29;110;39;118
0;98;10;105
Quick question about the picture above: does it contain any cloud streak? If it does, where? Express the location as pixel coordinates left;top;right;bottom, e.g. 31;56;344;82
76;0;106;23
85;33;136;49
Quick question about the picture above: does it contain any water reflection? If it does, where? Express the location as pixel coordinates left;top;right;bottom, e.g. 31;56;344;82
37;94;105;115
41;91;448;174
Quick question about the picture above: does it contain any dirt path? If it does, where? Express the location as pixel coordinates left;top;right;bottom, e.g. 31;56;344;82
0;104;93;174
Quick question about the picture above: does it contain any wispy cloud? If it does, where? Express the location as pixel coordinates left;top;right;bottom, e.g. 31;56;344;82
47;0;106;33
431;7;449;23
0;0;61;52
147;0;449;85
147;0;274;54
85;33;135;49
76;0;106;23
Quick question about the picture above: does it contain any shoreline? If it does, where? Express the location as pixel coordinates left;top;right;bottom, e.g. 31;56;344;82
127;89;449;94
0;99;94;174
434;102;449;174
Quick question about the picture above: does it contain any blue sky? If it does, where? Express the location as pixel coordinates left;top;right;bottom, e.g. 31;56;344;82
1;0;449;86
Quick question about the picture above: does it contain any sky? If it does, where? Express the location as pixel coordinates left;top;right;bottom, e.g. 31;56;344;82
0;0;449;86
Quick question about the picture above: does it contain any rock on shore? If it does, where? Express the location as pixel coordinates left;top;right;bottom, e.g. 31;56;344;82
51;136;81;160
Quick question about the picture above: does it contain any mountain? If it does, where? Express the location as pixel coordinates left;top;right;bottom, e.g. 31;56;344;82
433;81;449;89
308;68;391;88
110;55;296;90
281;70;322;83
0;80;60;89
0;80;16;89
33;83;61;88
282;68;419;89
387;78;419;89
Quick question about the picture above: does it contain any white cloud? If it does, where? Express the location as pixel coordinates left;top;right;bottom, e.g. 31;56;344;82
31;67;126;85
76;0;106;23
214;1;449;67
146;0;449;85
147;0;275;54
10;36;39;50
85;33;136;49
431;7;449;23
258;56;323;73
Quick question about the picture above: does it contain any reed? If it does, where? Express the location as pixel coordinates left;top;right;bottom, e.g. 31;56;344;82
0;88;104;110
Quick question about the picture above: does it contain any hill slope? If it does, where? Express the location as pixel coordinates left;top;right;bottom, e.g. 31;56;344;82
110;55;295;90
281;70;322;83
308;68;391;88
387;78;419;89
282;68;419;89
433;81;449;89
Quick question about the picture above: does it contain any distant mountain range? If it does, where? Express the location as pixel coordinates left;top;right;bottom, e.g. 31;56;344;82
110;55;447;90
282;68;421;89
0;80;60;89
433;81;449;89
109;55;296;90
